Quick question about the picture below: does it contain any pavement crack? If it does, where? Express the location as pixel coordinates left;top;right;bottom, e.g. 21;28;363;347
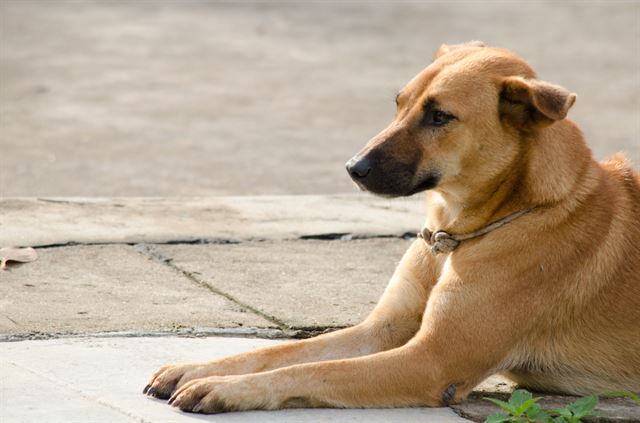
31;238;244;249
0;327;346;342
299;232;416;241
3;314;18;325
0;327;293;342
27;232;415;249
134;244;294;333
36;198;86;205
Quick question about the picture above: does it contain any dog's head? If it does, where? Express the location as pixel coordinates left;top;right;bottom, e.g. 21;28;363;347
346;42;577;198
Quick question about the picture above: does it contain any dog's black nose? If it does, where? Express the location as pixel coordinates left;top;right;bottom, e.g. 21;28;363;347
346;157;372;179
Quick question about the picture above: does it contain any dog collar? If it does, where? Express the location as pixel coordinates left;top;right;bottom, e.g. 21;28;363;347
418;207;534;255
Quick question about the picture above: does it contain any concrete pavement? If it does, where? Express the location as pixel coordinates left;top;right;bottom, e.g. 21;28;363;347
0;195;423;247
1;195;474;422
1;239;412;339
1;1;638;197
2;195;639;421
2;337;469;423
1;195;419;338
2;2;639;421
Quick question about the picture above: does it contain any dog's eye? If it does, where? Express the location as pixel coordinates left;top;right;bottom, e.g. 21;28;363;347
422;109;455;127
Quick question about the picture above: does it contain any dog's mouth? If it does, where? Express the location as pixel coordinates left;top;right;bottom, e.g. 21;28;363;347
351;179;367;192
406;173;441;196
351;171;441;198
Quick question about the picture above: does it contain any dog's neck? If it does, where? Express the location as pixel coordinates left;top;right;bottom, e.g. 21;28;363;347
425;119;600;234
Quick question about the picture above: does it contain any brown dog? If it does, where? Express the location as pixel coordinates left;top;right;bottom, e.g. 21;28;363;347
143;42;640;413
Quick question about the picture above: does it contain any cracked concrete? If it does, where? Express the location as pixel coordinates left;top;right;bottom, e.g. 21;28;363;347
0;238;412;338
0;244;272;336
2;1;638;420
151;238;411;328
3;195;639;421
0;196;423;247
0;195;419;339
0;195;471;422
1;195;469;421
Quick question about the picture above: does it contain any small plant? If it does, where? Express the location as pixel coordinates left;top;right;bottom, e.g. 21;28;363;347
484;389;599;423
604;390;640;404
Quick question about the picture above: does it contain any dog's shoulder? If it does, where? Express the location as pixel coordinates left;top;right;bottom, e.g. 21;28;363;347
600;152;640;195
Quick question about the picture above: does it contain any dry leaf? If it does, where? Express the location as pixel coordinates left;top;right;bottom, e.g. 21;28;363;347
0;247;38;271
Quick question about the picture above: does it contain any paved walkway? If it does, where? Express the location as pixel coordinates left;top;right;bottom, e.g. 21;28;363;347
1;195;421;339
1;195;475;422
3;336;469;423
1;1;638;197
2;3;638;421
2;195;638;422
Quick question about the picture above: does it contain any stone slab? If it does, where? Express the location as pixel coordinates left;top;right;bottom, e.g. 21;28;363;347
0;336;470;422
0;245;271;338
2;361;129;423
0;195;423;247
154;238;413;328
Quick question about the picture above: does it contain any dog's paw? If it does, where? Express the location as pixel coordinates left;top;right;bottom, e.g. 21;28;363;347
143;363;211;400
168;375;275;414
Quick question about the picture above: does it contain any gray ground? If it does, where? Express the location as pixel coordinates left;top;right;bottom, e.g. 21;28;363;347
1;3;639;422
3;337;469;423
3;196;638;422
0;195;422;338
1;196;476;423
1;0;638;197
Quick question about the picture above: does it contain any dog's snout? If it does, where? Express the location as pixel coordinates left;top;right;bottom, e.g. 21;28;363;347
346;157;372;179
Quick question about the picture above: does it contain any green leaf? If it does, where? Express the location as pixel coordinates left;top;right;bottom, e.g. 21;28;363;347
513;397;542;417
485;412;512;423
485;397;518;415
509;389;534;408
604;391;640;404
567;395;598;418
525;403;550;421
550;407;573;418
552;417;567;423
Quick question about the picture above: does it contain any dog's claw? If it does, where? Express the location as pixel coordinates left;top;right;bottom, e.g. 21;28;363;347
142;384;150;394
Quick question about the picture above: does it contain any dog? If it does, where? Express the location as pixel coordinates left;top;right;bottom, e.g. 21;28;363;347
143;42;640;413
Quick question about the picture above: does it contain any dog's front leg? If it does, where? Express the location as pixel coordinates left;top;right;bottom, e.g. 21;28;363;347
168;270;524;413
145;240;442;399
167;331;490;413
168;344;437;413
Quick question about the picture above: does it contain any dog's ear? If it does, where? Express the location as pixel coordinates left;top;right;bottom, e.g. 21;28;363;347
434;40;486;59
500;77;577;127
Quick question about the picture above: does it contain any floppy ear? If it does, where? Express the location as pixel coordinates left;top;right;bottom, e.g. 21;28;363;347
434;40;486;60
500;76;577;126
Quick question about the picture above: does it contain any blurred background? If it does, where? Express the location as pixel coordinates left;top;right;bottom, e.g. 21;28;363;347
1;0;638;197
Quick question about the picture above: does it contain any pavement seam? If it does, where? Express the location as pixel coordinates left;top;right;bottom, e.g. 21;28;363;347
0;327;292;343
0;327;346;343
133;243;295;334
5;361;150;423
25;239;242;249
26;232;415;249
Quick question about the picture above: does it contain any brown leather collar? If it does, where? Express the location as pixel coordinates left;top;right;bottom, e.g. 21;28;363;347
418;208;534;255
